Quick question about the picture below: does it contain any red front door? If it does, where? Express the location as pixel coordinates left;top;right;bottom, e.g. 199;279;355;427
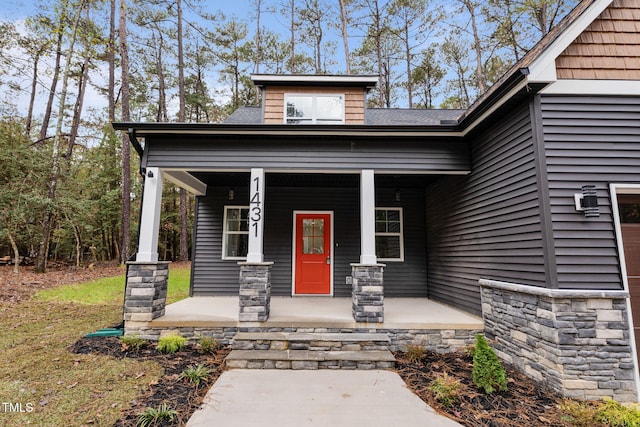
294;213;331;295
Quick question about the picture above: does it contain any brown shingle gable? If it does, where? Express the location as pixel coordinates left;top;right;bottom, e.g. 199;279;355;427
556;0;640;79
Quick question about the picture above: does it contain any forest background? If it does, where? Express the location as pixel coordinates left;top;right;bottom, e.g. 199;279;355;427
0;0;578;272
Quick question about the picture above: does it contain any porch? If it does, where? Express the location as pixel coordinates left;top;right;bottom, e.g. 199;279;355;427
124;296;484;352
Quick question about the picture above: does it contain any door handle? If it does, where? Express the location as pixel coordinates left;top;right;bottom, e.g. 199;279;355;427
326;257;331;264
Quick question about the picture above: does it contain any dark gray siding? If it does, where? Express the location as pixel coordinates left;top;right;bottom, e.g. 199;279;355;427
426;100;546;315
191;184;428;297
541;95;640;290
145;136;469;173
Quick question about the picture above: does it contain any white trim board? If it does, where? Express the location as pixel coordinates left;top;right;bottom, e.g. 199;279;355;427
541;80;640;96
610;183;640;402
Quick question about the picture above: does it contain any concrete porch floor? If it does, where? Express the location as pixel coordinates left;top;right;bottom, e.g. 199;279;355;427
149;297;483;330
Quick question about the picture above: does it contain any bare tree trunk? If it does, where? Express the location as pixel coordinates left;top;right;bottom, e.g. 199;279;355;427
108;0;116;122
338;0;350;73
155;32;168;122
39;31;63;142
289;0;296;72
177;0;185;122
120;0;132;264
67;55;89;161
179;189;188;261
374;1;385;107
8;232;20;274
177;0;189;262
461;0;486;93
403;23;412;108
25;53;40;137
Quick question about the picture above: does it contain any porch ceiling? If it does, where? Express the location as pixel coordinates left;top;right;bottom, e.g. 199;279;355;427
189;172;439;188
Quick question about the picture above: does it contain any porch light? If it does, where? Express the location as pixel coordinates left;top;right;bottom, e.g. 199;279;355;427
574;185;599;218
228;188;235;201
395;189;401;202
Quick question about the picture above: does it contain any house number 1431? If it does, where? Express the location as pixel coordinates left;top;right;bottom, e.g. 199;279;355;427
250;176;262;237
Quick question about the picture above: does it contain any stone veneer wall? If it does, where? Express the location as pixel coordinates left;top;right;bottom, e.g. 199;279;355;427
123;262;170;322
351;264;384;322
480;279;638;402
238;262;272;322
123;324;481;352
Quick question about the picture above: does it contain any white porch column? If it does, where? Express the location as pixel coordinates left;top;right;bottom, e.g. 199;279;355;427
246;168;265;263
360;169;378;265
136;167;164;262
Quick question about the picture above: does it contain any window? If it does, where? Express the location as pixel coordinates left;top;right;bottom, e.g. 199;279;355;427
222;206;249;260
285;94;344;124
375;208;404;261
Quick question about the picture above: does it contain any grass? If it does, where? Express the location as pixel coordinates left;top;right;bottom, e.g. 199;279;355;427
0;264;191;426
35;263;191;305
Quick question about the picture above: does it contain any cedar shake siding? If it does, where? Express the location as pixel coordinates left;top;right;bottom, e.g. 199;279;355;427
263;86;366;124
425;100;545;315
540;94;640;290
191;184;428;297
556;0;640;80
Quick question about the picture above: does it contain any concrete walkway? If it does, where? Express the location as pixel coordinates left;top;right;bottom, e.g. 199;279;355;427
187;369;463;427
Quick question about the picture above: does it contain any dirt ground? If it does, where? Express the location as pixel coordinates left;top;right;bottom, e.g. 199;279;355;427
0;262;124;303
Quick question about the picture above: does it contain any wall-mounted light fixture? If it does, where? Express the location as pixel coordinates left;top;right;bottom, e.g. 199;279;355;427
395;189;401;202
228;188;235;201
574;185;599;218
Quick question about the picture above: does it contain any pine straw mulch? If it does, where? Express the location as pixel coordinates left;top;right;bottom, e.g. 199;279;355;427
69;336;229;426
395;349;572;427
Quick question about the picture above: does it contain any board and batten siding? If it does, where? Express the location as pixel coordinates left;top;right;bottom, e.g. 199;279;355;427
541;95;640;290
145;136;470;173
191;185;428;297
426;100;546;315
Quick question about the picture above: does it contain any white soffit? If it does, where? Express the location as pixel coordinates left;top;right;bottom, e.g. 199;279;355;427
163;170;207;196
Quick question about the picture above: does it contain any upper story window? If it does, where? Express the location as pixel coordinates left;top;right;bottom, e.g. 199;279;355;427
285;94;344;124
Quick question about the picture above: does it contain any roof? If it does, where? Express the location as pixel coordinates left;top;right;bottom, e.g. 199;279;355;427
251;74;379;88
224;106;465;126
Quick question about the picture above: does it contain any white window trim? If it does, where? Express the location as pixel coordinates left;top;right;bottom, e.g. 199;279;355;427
375;207;404;262
284;93;345;124
222;205;249;261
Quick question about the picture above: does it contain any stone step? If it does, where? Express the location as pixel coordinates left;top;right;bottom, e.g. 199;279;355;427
226;349;396;370
232;332;391;351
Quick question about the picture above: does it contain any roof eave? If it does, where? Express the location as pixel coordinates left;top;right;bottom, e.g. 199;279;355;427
111;122;464;138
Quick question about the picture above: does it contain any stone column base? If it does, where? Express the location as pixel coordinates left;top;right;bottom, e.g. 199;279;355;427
124;261;170;322
238;262;273;322
480;279;637;402
351;263;385;323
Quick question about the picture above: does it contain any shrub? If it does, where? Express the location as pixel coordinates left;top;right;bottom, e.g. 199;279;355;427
197;336;220;354
156;334;188;354
179;364;211;387
559;400;601;427
472;334;507;394
596;398;640;427
120;335;146;352
428;372;462;408
405;344;426;364
136;403;177;427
